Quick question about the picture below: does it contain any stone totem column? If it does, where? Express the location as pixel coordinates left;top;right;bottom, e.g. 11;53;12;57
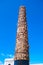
14;6;29;65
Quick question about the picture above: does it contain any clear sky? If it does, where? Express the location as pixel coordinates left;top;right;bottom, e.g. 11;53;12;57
0;0;43;64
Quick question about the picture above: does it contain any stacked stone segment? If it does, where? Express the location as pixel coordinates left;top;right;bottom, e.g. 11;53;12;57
14;6;29;60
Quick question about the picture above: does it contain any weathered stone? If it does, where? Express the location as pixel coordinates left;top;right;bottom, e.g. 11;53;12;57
14;6;29;60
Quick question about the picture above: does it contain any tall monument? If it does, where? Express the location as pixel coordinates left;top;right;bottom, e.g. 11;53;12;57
14;6;29;65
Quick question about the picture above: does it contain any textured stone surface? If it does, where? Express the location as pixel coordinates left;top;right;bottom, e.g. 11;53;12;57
14;6;29;60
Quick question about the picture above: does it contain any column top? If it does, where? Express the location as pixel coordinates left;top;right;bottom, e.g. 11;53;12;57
19;6;26;11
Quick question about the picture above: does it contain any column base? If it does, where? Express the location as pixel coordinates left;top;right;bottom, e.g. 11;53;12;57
14;60;29;65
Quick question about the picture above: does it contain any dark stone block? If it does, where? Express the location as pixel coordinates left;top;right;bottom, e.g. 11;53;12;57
14;60;29;65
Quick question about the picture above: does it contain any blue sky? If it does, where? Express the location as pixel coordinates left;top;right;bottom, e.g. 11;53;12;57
0;0;43;64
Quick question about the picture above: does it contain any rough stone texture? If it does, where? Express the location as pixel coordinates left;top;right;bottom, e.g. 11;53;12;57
14;6;29;60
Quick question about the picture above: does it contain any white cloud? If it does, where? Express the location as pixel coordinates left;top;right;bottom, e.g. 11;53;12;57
0;61;3;65
7;54;14;58
1;53;14;58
